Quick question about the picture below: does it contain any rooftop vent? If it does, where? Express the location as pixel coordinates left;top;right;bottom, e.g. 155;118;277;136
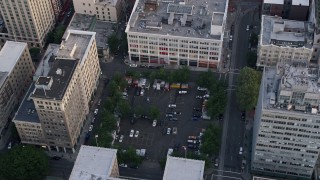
145;0;158;11
56;68;62;75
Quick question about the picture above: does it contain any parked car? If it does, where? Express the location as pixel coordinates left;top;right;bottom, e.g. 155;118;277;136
7;142;12;150
162;128;167;135
246;25;250;31
172;111;181;115
166;113;173;117
241;111;246;120
239;147;243;155
91;118;95;124
193;108;202;112
129;129;134;137
97;100;101;106
167;128;171;135
119;135;124;142
197;86;207;91
135;131;139;138
174;143;180;151
196;95;203;99
218;114;223;121
168;104;177;108
152;120;157;127
129;63;138;67
141;115;150;119
89;125;93;131
193;114;201;118
215;158;219;167
169;117;178;121
136;89;141;96
119;163;128;167
172;127;177;134
192;117;198;121
140;89;145;96
51;156;61;160
94;109;98;115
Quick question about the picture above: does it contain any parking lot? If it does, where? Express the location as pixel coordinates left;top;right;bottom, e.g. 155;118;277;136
116;82;215;161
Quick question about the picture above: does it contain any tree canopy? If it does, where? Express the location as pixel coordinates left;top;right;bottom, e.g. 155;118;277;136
246;51;257;68
149;106;160;120
200;123;221;156
107;33;119;54
206;80;227;118
236;67;261;111
196;70;216;88
0;146;48;180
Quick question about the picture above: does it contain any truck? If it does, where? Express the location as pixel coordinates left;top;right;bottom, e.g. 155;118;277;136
170;83;181;89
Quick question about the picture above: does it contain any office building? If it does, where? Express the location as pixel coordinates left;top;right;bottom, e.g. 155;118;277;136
257;15;313;67
51;0;62;20
125;0;228;70
73;0;123;22
16;30;101;152
69;145;120;180
262;0;309;21
252;62;320;179
0;41;34;140
0;0;55;48
309;0;320;65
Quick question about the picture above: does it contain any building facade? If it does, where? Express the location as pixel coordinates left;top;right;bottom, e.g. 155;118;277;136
26;30;101;152
0;41;34;140
309;0;320;65
252;62;320;179
73;0;123;22
0;0;55;48
257;15;313;67
125;0;228;70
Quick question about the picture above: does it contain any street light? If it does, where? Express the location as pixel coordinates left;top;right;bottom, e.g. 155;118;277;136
95;135;99;147
182;146;187;158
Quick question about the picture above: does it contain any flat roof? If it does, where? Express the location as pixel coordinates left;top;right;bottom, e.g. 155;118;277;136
34;44;60;81
31;59;78;100
261;15;313;48
63;14;96;40
95;0;119;7
0;71;8;88
13;83;40;123
163;156;205;180
69;145;118;180
292;0;309;6
127;0;227;40
0;41;27;73
252;176;278;180
263;0;284;4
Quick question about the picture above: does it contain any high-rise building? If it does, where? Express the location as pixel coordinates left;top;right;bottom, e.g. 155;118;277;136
0;41;34;140
252;62;320;179
0;0;55;48
309;0;320;65
14;30;101;152
257;15;313;67
125;0;228;70
73;0;123;22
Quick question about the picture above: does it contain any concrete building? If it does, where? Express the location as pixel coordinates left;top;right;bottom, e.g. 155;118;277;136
51;0;63;20
262;0;309;21
252;62;320;179
69;145;120;180
73;0;123;22
257;15;313;67
0;41;34;141
163;156;205;180
24;30;101;152
125;0;228;70
309;0;320;65
0;0;55;48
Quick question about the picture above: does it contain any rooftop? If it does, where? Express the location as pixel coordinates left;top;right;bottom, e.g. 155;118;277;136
163;156;205;180
69;145;118;180
0;41;27;87
13;83;40;123
58;30;96;65
262;62;320;115
34;44;60;81
292;0;309;6
126;0;227;40
261;15;314;48
31;59;78;100
94;0;119;7
263;0;284;4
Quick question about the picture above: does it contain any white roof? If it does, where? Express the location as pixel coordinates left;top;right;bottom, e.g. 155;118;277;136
69;145;118;180
0;41;27;73
292;0;309;6
264;0;284;4
163;156;205;180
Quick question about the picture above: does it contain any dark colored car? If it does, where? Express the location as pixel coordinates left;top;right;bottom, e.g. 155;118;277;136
169;117;178;121
51;156;61;160
141;115;149;119
135;88;141;96
218;114;223;121
192;117;198;121
193;114;201;118
241;111;246;120
193;108;201;112
162;128;167;135
174;143;180;151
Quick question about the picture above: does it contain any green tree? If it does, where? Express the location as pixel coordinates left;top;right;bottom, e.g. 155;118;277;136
134;105;145;116
112;72;128;90
170;66;190;83
206;81;227;118
236;67;261;111
96;131;113;148
108;81;119;97
149;106;160;120
249;32;258;46
0;145;48;180
53;25;66;44
103;97;116;113
126;70;140;79
118;99;132;118
117;147;142;165
100;111;117;131
107;33;119;54
246;51;257;68
200;123;221;156
196;70;216;88
29;48;41;58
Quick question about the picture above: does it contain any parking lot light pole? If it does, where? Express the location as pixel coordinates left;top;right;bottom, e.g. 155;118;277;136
95;135;99;147
182;146;187;158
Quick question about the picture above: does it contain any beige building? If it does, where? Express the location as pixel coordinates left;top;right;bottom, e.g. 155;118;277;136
0;0;55;48
125;0;228;70
29;30;100;152
0;41;34;140
73;0;123;22
257;15;313;67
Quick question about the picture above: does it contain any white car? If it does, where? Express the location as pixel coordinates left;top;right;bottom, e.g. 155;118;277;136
246;25;250;31
172;127;177;134
7;142;11;149
94;109;98;115
89;125;93;132
129;64;138;67
140;89;145;96
152;120;157;127
119;163;128;167
168;104;176;108
239;147;243;155
119;135;124;143
167;128;171;135
135;131;139;138
129;129;134;137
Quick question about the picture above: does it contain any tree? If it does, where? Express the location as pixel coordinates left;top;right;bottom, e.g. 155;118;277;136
53;25;66;44
196;70;216;88
246;51;257;68
249;32;258;46
134;105;145;116
236;67;261;111
100;111;117;131
103;97;116;113
170;66;190;83
108;81;119;97
126;70;140;79
29;48;41;58
149;106;160;120
206;81;227;118
200;123;221;156
117;99;132;118
0;145;48;180
117;147;142;165
107;33;119;54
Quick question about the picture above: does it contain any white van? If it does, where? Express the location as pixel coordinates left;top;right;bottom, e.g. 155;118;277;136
239;147;243;155
168;104;177;108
